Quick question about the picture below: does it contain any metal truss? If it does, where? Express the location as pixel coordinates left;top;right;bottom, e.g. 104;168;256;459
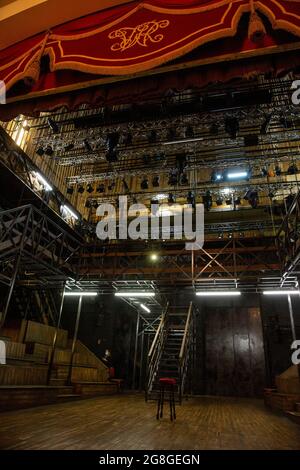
277;191;300;278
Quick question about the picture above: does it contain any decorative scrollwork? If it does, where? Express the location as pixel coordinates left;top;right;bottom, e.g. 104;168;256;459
108;19;170;52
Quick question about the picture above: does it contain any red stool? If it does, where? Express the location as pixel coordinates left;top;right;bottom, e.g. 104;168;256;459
156;378;176;421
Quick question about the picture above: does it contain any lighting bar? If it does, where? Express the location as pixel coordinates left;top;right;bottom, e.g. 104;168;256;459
64;292;98;297
262;290;299;296
227;172;248;179
35;172;53;191
196;291;241;297
115;292;155;298
140;303;151;313
61;205;79;220
163;137;204;146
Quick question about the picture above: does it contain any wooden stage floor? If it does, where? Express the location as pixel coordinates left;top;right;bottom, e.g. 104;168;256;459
0;394;299;450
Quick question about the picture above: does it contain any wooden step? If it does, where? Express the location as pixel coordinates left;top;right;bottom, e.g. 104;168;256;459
73;381;118;397
0;385;73;411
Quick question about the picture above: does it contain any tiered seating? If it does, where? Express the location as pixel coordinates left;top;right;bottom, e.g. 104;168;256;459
0;320;118;411
264;365;300;424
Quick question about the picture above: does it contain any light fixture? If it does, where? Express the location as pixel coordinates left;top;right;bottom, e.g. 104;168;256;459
84;139;92;152
65;143;75;151
36;147;44;156
262;290;299;296
64;292;98;297
86;184;94;194
141;178;149;190
168;171;178;186
67;186;74;195
97;184;105;193
152;176;160;187
227;171;248;180
150;253;158;261
168;193;175;204
140;303;151;313
196;291;241;297
180;173;189;185
78;185;85;194
115;292;155;297
45;145;54;156
61;205;79;220
34;172;53;191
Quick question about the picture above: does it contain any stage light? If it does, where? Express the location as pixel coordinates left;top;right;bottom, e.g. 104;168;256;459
203;190;212;211
234;197;241;205
180;173;189;185
93;201;98;209
65;143;75;151
196;291;241;297
78;185;85;194
185;125;194;139
223;188;231;195
216;197;223;206
84;139;92;152
140;304;151;313
115;292;155;297
86;184;94;194
228;232;233;239
152;176;160;188
211;170;223;183
288;163;298;175
34;172;53;191
97;184;105;193
168;171;178;186
36;147;44;156
244;189;259;209
107;132;120;151
187;191;195;207
275;165;281;176
209;123;219;136
141;178;149;190
225;117;239;139
150;253;158;261
263;290;299;296
45;145;54;156
226;198;232;206
61;205;79;220
168;193;175;204
85;200;92;208
147;130;157;144
261;168;268;177
67;186;74;195
47;117;59;134
64;292;98;297
218;233;223;239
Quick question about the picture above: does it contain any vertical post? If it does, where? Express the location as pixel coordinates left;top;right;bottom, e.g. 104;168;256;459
47;287;65;385
0;254;21;329
288;294;296;342
132;312;140;390
67;295;83;385
139;330;145;391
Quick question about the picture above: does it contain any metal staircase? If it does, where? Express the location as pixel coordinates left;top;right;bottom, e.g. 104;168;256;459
145;302;195;403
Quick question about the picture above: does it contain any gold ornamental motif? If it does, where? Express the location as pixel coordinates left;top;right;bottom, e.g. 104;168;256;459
108;20;170;52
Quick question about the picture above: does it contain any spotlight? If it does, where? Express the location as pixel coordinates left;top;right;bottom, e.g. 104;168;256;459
226;198;232;206
45;145;54;156
187;191;195;207
96;184;105;193
260;113;272;134
216;197;223;206
211;170;223;183
180;173;189;185
65;143;75;151
203;190;212;211
78;185;84;194
210;123;219;136
152;176;160;187
234;197;241;205
168;170;178;186
93;201;99;209
226;170;248;181
225;117;239;139
150;253;158;261
47;117;59;134
124;133;133;146
167;128;176;141
288;163;298;175
228;232;233;239
275;165;281;176
168;193;175;204
185;125;194;139
85;200;92;208
36;147;44;156
141;178;149;190
245;190;259;209
84;139;93;152
147;130;157;144
86;184;94;194
67;186;74;195
218;232;223;239
261;168;268;177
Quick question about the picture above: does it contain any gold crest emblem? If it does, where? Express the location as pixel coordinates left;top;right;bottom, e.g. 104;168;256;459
109;20;170;52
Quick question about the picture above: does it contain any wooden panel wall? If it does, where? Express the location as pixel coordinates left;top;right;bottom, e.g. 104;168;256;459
24;320;68;348
205;307;265;397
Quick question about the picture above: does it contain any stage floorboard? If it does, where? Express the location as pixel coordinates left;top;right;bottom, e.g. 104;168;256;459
0;395;299;450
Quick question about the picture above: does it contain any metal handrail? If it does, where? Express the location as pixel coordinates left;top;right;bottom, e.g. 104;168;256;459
178;302;194;403
145;301;169;400
179;302;193;365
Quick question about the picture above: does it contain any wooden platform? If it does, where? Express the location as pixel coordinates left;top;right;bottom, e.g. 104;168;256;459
0;395;299;450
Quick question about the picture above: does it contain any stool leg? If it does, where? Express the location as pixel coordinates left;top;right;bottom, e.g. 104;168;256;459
160;385;164;418
169;390;173;421
156;387;161;420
